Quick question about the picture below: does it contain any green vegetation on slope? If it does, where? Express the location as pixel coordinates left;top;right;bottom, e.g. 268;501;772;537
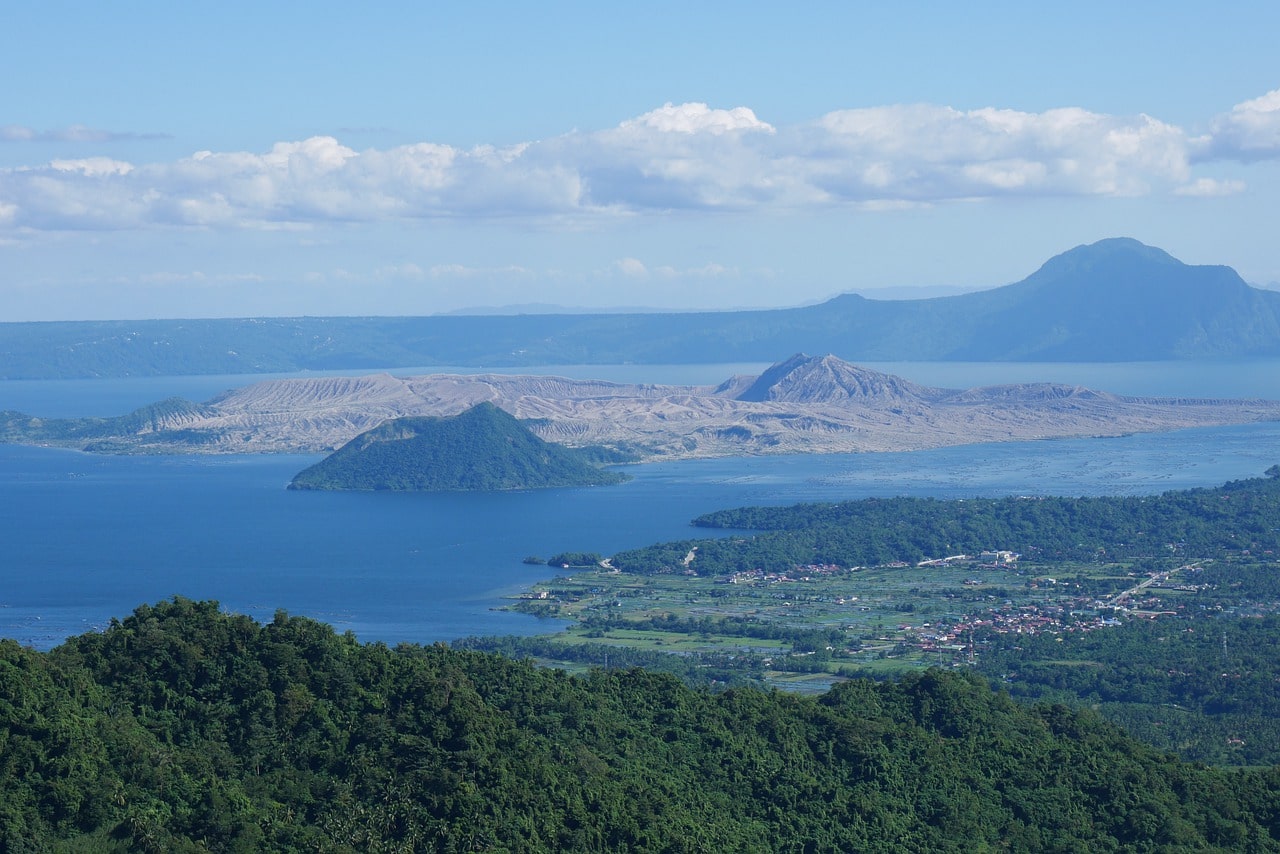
609;468;1280;574
0;397;219;449
974;614;1280;767
494;468;1280;764
4;597;1280;851
288;402;629;491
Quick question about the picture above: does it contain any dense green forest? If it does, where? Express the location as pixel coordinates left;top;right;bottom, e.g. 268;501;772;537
609;468;1280;574
289;403;629;491
5;598;1280;851
972;615;1280;767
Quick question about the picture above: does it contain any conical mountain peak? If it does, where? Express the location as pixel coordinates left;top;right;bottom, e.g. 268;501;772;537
736;354;942;405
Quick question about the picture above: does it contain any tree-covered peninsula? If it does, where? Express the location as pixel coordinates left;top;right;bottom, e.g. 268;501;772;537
495;467;1280;766
288;402;629;491
4;597;1280;851
607;466;1280;575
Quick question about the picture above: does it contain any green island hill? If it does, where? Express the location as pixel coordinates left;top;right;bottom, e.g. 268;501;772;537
287;401;630;491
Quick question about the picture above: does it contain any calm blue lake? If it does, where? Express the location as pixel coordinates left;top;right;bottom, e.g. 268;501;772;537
2;361;1279;650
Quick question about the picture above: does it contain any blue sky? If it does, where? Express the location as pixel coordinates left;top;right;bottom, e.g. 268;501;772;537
2;1;1278;320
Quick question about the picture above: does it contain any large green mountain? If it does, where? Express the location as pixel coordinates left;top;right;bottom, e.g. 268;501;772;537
288;402;629;491
3;597;1279;850
4;238;1278;379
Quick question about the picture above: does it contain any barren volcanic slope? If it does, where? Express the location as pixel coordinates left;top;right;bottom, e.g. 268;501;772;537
6;355;1280;461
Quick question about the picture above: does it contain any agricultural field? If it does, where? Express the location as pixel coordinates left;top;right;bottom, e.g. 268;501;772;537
504;553;1209;687
459;474;1280;762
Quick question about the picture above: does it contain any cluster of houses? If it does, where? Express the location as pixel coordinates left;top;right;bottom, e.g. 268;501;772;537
721;563;845;585
918;550;1019;568
724;552;1023;586
895;602;1136;665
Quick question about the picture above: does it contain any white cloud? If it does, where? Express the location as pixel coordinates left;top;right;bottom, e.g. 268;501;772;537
1174;177;1246;197
0;95;1269;232
619;102;775;136
806;105;1190;198
1202;87;1280;162
50;157;135;176
613;257;648;277
690;262;729;277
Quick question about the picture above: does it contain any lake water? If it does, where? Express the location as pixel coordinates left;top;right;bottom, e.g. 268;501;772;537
3;361;1279;650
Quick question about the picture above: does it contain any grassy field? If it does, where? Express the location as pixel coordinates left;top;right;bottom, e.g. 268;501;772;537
503;556;1174;680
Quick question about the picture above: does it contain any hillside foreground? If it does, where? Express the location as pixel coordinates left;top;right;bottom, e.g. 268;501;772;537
3;597;1280;851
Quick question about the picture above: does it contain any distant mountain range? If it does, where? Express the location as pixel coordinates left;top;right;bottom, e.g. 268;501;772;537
3;238;1279;380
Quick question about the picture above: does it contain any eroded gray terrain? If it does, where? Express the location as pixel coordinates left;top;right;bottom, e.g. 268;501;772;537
33;355;1280;461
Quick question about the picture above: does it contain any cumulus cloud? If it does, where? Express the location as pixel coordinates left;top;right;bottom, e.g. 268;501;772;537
805;105;1191;199
50;157;135;177
613;257;648;277
1200;87;1280;162
618;102;775;135
0;95;1271;232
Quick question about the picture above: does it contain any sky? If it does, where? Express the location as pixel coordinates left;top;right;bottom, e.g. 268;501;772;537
2;1;1279;321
